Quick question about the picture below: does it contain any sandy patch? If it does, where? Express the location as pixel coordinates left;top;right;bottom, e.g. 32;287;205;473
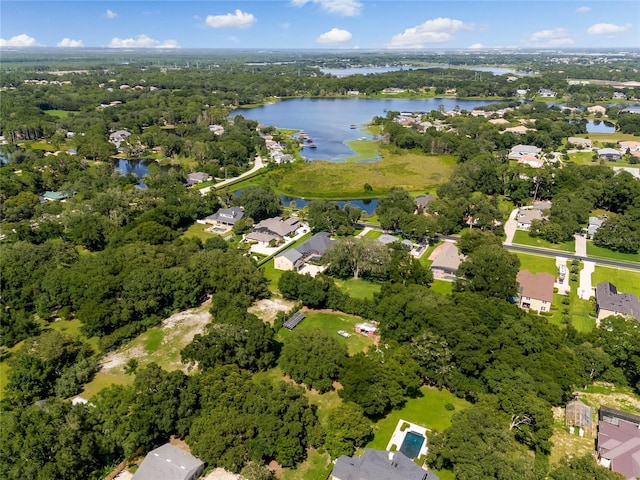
203;468;241;480
99;301;212;373
248;297;295;325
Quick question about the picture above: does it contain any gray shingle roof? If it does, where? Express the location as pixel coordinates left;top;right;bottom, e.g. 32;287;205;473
596;282;640;320
206;206;244;225
132;444;204;480
331;449;437;480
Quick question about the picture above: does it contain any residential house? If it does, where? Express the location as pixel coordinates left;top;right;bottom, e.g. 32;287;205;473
431;242;464;280
414;195;435;211
274;231;335;271
518;155;545;169
619;141;640;153
567;137;592;149
532;200;552;212
378;234;401;245
508;145;542;160
613;92;627;100
565;397;593;435
245;216;300;245
40;191;70;202
587;216;605;237
597;407;640;480
488;118;510;125
597;148;622;161
355;323;377;337
208;124;224;135
538;88;556;97
613;167;640;179
205;206;244;226
185;172;211;186
516;270;555;313
503;125;535;135
516;209;545;230
109;130;131;149
331;449;438;480
595;282;640;322
132;443;204;480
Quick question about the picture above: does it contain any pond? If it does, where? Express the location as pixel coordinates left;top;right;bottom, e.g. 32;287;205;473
585;119;616;134
114;158;154;177
234;97;502;161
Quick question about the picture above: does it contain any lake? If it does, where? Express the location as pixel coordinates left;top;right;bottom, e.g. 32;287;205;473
585;120;616;134
319;65;533;77
114;158;154;177
234;97;502;161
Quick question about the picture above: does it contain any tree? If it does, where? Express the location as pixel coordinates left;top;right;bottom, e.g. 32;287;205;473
410;330;454;387
549;454;625;480
455;245;521;300
593;214;640;254
279;329;348;392
307;200;358;235
387;243;433;287
458;230;503;255
236;186;282;222
323;237;390;280
324;402;372;458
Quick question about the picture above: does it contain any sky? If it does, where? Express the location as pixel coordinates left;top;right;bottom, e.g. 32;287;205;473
0;1;637;50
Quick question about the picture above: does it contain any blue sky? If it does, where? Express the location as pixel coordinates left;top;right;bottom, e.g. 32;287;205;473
0;1;637;49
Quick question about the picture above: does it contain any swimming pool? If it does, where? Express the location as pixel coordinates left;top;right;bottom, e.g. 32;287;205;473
399;431;425;459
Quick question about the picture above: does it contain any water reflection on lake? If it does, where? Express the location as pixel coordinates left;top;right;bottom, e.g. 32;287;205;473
585;120;616;134
234;97;502;161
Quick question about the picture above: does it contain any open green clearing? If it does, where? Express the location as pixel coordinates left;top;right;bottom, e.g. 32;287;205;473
587;242;640;264
271;146;455;198
180;222;219;241
515;252;558;275
512;230;575;253
367;387;471;449
276;310;375;356
43;109;75;118
80;371;132;399
334;278;381;299
340;139;381;162
279;449;333;480
261;259;283;291
592;267;640;297
430;280;453;295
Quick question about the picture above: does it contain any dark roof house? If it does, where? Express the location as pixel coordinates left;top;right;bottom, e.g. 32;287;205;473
414;195;435;209
331;449;438;480
595;282;640;322
132;443;204;480
206;206;244;225
274;232;335;271
186;172;211;186
597;407;640;480
246;216;300;244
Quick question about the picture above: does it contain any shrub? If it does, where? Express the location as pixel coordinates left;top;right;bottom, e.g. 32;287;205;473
445;403;456;411
400;422;410;431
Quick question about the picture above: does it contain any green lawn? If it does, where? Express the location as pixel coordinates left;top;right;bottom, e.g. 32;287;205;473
279;449;332;480
430;280;453;295
334;278;381;299
261;259;283;291
276;311;376;356
47;318;101;352
516;252;559;275
548;272;596;333
43;109;75;118
592;267;640;297
364;229;383;239
367;387;471;450
180;222;220;241
80;371;132;399
512;230;575;253
587;242;640;264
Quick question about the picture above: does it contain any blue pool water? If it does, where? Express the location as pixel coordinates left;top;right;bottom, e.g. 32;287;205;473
399;431;425;459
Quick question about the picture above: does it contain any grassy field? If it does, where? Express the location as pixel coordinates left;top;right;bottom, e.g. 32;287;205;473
592;267;640;297
341;139;381;162
262;259;283;291
367;387;471;449
276;310;376;356
271;146;456;198
587;242;640;264
43;109;75;118
279;449;333;480
364;229;383;239
334;278;381;299
80;371;132;399
430;280;453;295
516;252;559;275
180;222;220;241
512;230;575;253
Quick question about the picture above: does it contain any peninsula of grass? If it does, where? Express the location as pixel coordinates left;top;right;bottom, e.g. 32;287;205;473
512;230;575;253
270;146;455;199
341;139;381;162
586;243;640;264
592;267;640;297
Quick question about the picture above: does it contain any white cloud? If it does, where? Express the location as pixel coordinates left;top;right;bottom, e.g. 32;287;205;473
205;10;256;28
387;18;474;49
587;23;631;35
527;27;574;46
469;43;483;49
57;38;84;47
105;9;118;19
290;0;362;16
108;35;180;49
0;34;40;47
316;28;352;43
576;6;591;13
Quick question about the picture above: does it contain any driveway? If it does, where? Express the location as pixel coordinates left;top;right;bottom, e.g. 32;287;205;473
554;256;570;295
504;208;519;246
574;234;586;257
579;261;596;300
